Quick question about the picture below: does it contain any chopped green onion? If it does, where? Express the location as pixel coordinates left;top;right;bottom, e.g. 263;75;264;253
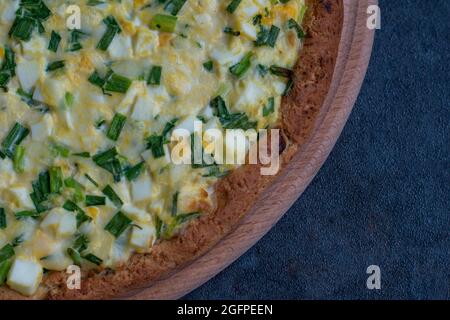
203;60;214;72
226;0;242;13
106;113;127;141
0;208;6;229
15;210;40;220
64;177;84;203
269;65;293;78
104;72;132;93
1;123;29;158
63;200;92;227
266;25;280;47
97;16;122;51
89;70;132;94
263;97;275;116
46;60;65;72
67;248;82;266
0;244;14;262
288;18;306;39
145;134;165;158
171;191;179;216
85;195;106;207
84;173;99;187
229;52;253;78
72;152;90;158
150;14;177;33
0;46;16;89
13;145;26;173
223;27;240;36
48;31;61;52
92;147;118;166
102;185;123;208
104;211;132;238
0;259;12;286
210;96;257;130
147;66;162;85
83;253;103;266
73;234;89;252
164;0;187;16
49;166;63;194
68;29;86;52
125;161;145;181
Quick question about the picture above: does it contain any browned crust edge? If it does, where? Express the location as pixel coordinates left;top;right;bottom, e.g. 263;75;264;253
0;0;344;300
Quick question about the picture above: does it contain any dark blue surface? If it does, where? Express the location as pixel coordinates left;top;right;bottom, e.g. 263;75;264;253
185;0;450;300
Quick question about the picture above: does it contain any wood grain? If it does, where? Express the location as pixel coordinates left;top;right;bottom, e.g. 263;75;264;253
124;0;377;300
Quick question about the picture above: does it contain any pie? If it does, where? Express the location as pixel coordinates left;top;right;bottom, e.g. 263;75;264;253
0;0;343;299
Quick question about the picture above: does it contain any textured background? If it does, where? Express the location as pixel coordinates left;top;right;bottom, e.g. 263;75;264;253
185;0;449;300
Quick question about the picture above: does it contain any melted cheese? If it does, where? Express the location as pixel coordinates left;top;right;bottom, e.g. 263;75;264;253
0;0;305;295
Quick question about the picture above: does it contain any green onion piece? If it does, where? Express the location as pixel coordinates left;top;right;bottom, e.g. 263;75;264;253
30;192;48;213
48;31;61;52
97;16;122;51
164;0;187;16
288;18;306;39
283;77;294;97
263;97;275;116
203;61;214;72
106;113;127;141
0;259;12;285
83;253;103;266
15;210;40;220
92;147;118;166
72;152;90;158
102;185;123;208
63;199;82;213
146;134;165;158
67;248;82;266
226;0;242;13
88;70;106;88
11;235;24;247
171;191;179;217
104;211;132;238
147;66;162;85
269;65;293;78
1;123;29;158
85;195;106;207
46;60;65;72
125;161;145;181
84;173;99;187
77;211;92;228
64;91;74;107
49;166;63;194
63;200;92;227
13;145;26;173
229;52;253;78
223;27;240;36
50;141;70;158
0;244;14;262
0;208;6;229
73;234;89;252
9;17;35;41
150;14;177;33
266;25;280;47
202;166;229;178
0;46;16;89
38;171;50;197
68;30;85;52
104;72;132;93
64;177;84;203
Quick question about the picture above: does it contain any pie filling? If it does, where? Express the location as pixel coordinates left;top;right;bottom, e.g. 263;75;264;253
0;0;305;296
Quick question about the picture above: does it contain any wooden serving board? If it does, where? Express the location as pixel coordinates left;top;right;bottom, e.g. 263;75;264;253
124;0;377;300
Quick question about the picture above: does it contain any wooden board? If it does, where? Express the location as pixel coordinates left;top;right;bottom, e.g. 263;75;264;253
123;0;377;300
